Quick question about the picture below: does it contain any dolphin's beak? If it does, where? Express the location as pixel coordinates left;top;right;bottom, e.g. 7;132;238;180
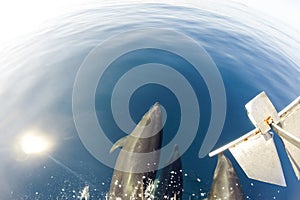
149;102;162;118
152;102;161;112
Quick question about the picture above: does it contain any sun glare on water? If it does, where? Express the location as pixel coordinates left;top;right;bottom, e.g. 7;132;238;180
21;132;52;154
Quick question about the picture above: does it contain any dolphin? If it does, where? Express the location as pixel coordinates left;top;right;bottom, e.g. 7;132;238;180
208;153;244;200
149;144;183;200
109;102;163;200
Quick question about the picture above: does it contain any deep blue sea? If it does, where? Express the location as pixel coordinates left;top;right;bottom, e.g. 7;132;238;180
0;1;299;199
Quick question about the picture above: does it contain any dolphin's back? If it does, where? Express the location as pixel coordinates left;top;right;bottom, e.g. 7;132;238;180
208;153;244;200
109;103;163;199
109;132;163;199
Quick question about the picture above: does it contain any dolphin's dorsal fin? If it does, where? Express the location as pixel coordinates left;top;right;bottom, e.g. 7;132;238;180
109;136;128;153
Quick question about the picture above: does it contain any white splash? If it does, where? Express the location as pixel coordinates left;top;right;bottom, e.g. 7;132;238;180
79;185;90;200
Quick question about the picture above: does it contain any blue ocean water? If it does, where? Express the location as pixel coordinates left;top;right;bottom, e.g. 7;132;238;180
0;1;299;199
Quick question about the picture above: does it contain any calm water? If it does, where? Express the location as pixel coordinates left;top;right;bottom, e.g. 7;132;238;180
0;1;299;199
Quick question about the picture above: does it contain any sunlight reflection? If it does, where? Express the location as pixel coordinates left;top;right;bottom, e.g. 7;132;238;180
20;130;53;154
